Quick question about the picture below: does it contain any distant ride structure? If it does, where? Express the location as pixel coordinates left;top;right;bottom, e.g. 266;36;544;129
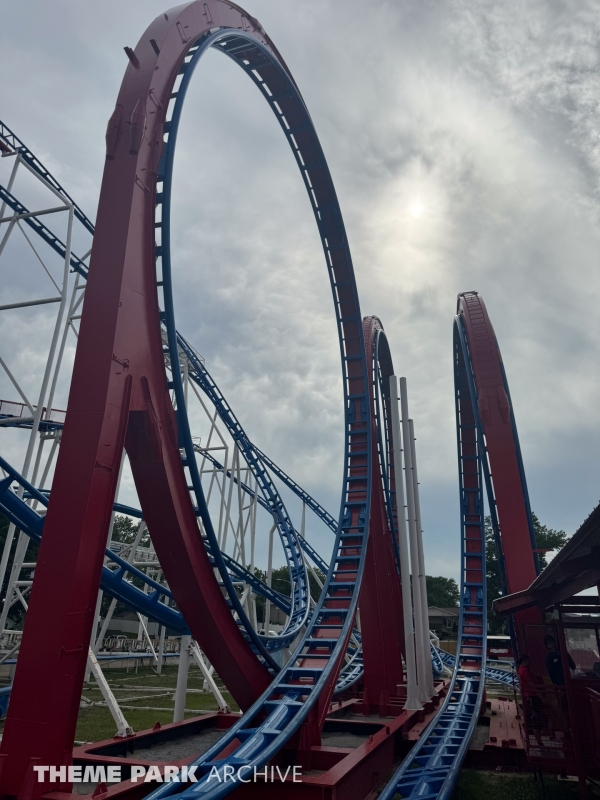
0;1;594;799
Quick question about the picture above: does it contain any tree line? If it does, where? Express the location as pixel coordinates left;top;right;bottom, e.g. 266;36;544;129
0;510;569;633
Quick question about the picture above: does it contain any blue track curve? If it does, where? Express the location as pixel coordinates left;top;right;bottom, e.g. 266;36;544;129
171;333;309;659
197;448;330;575
0;26;520;791
0;456;187;633
2;451;370;706
0;120;94;236
253;447;338;534
1;20;374;765
434;646;518;689
0;114;325;663
140;26;372;800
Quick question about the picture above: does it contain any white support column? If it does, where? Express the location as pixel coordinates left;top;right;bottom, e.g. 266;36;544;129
399;377;431;703
0;205;76;632
87;648;133;737
264;523;276;633
299;502;324;598
157;625;166;676
249;476;258;630
94;521;147;652
408;418;435;696
221;447;237;552
0;533;30;634
136;613;159;664
0;152;22;218
389;376;422;711
91;590;105;649
173;634;191;722
189;642;230;713
216;447;229;550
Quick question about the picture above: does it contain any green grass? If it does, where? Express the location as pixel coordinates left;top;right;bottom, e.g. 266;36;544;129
0;664;240;744
1;668;596;800
452;770;593;800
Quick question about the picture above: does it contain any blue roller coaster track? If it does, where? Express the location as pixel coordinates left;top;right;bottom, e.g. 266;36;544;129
139;27;373;800
170;334;310;661
0;23;374;732
0;10;524;793
378;310;491;800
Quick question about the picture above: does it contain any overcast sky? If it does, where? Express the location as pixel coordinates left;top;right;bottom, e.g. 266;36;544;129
1;0;599;581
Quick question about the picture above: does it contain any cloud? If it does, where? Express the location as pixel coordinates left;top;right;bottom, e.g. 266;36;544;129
1;0;599;581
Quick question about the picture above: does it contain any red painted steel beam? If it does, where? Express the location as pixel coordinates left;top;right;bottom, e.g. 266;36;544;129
0;4;284;796
358;316;405;713
291;317;406;753
457;291;541;644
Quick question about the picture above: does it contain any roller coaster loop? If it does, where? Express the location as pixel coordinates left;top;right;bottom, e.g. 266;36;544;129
0;2;373;795
0;3;540;797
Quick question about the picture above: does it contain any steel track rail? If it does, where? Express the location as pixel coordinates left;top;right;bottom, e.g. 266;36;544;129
0;13;371;785
433;646;518;688
0;113;324;663
252;446;338;534
23;485;294;616
379;314;488;800
0;457;186;632
0;185;89;277
131;11;372;797
0;119;94;236
2;455;367;706
173;334;309;657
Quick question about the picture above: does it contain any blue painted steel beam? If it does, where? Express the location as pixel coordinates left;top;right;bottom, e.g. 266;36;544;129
197;448;330;575
0;119;95;236
0;185;89;278
0;461;187;633
252;446;338;534
433;646;518;689
173;334;310;660
378;315;489;800
142;27;372;800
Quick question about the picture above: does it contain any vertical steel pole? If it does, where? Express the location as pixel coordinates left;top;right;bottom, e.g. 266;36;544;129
264;523;276;633
399;377;430;703
0;153;22;218
45;274;85;416
0;525;17;616
94;521;147;651
173;634;191;723
0;206;75;633
221;446;237;553
249;475;258;630
235;449;246;569
216;446;229;549
408;417;434;697
389;376;422;710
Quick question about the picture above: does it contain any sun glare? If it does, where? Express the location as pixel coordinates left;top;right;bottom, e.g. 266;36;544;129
410;201;424;218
